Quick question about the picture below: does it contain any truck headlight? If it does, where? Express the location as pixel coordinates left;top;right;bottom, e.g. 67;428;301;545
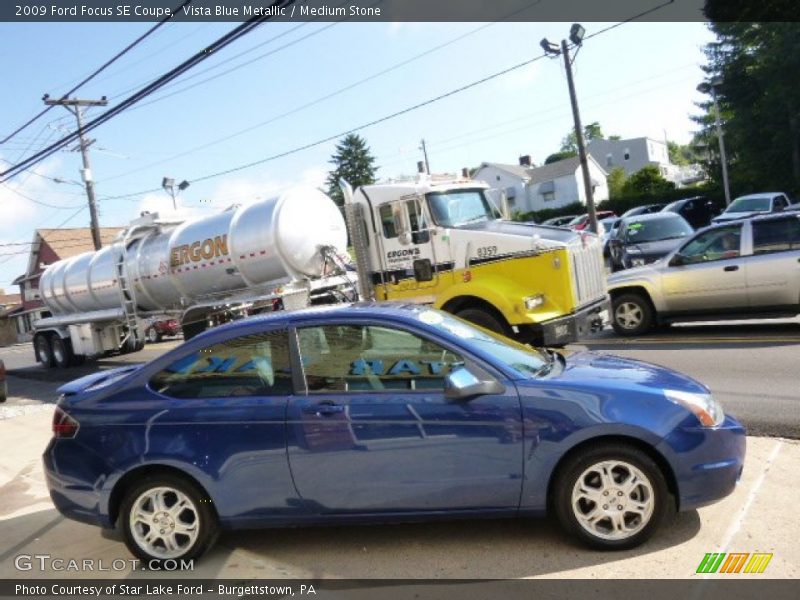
664;389;724;427
524;294;545;310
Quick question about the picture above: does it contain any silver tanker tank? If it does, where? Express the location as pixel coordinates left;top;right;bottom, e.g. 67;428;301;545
39;187;347;316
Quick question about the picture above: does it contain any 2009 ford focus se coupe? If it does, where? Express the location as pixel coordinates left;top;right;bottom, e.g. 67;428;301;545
44;304;745;563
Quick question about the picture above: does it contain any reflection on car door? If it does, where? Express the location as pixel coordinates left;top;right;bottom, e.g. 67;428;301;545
285;323;523;513
746;217;800;308
661;224;749;313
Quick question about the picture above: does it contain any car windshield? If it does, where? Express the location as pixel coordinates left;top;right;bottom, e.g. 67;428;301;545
727;196;771;213
624;217;693;243
568;215;586;226
427;190;499;227
414;309;549;379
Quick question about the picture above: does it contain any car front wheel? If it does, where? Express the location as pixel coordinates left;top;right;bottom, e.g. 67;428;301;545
553;443;669;550
120;474;218;565
146;327;161;344
611;293;655;335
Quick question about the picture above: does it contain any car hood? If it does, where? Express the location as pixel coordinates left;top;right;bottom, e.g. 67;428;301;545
607;260;663;286
57;365;142;396
625;238;685;256
546;350;708;395
713;210;766;222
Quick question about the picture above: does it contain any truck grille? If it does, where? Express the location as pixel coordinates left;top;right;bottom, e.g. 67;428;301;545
569;236;606;308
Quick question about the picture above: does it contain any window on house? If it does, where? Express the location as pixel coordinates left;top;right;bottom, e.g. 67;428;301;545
606;154;613;167
496;175;501;181
624;149;630;161
542;192;555;202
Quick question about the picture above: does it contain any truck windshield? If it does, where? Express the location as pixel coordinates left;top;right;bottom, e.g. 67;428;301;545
427;190;498;228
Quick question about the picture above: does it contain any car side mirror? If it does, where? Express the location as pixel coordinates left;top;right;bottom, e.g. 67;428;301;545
444;367;505;400
669;253;686;267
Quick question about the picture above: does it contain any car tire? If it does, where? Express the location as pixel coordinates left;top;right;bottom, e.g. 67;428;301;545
611;293;654;336
455;307;510;337
34;334;54;368
51;336;73;369
553;443;669;551
120;474;218;565
146;327;162;344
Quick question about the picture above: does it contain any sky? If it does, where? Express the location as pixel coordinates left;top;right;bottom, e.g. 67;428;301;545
0;16;716;292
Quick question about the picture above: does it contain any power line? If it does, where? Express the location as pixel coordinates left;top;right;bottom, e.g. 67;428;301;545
0;0;194;145
0;183;85;210
0;0;298;183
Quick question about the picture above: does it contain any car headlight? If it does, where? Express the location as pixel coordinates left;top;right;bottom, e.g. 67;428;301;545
524;294;545;310
664;389;724;427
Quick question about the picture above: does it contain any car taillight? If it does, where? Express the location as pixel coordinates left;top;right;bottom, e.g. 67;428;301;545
52;406;79;439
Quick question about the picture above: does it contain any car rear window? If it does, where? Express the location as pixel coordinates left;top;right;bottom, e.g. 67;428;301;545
753;217;800;254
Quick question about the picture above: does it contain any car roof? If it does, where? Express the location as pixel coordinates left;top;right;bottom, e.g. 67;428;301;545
621;212;685;224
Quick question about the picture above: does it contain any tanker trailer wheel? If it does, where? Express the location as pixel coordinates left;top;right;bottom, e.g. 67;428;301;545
51;336;74;369
34;334;54;368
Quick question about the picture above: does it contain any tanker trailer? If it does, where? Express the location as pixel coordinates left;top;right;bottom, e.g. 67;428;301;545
33;187;351;367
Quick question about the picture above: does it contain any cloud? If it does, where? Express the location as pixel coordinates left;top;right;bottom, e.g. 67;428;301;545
493;61;542;92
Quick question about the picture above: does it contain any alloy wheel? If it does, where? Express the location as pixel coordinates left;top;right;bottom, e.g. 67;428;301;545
129;486;200;560
614;302;643;330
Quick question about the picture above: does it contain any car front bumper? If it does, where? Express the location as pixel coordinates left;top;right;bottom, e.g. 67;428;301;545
657;415;747;511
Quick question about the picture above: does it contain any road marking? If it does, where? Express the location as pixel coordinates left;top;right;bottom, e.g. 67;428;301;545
707;439;784;578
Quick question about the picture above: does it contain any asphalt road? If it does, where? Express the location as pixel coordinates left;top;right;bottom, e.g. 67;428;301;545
2;318;799;438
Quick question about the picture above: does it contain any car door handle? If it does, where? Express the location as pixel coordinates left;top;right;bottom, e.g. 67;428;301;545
724;265;739;272
303;403;345;416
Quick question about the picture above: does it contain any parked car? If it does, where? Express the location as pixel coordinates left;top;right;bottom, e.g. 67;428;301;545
661;196;720;229
0;359;6;403
45;303;745;563
600;216;621;258
608;213;694;271
568;211;617;231
711;192;791;224
620;203;666;218
542;215;579;227
145;319;181;343
608;212;800;335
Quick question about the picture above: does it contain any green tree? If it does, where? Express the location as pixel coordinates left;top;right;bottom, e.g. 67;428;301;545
607;167;627;199
667;141;694;166
326;134;378;207
695;11;800;194
560;121;606;152
621;166;676;197
544;150;577;164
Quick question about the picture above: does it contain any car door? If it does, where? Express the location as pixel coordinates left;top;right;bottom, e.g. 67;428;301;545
285;321;523;513
660;224;749;313
145;328;302;519
746;216;800;308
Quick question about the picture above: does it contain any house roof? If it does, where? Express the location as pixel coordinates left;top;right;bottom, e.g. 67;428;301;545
479;156;607;186
37;227;124;260
0;303;23;319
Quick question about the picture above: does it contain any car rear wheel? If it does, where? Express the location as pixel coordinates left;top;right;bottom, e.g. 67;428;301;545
146;326;162;344
120;474;218;565
611;293;654;336
553;443;669;550
34;334;54;368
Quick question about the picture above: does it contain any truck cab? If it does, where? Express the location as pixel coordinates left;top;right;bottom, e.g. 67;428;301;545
347;177;608;345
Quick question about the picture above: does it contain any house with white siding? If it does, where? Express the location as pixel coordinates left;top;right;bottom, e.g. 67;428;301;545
472;155;609;214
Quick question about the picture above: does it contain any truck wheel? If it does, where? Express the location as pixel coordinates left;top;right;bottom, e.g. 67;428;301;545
120;474;219;565
51;336;74;369
146;327;162;344
456;307;511;337
34;334;54;368
611;293;655;336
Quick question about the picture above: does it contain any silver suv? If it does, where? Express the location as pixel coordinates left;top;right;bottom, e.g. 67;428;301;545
607;213;800;335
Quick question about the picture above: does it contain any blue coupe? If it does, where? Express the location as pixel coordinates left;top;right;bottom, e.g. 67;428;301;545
44;304;745;563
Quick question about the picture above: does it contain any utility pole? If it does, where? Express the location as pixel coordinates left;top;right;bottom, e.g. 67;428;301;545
419;138;431;174
43;96;107;250
561;40;598;234
709;88;731;206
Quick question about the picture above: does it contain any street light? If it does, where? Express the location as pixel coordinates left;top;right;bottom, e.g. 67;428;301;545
697;78;731;206
161;177;190;210
541;24;599;233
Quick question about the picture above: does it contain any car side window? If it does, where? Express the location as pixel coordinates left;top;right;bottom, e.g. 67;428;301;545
753;218;800;254
297;325;464;393
678;225;742;264
149;330;292;399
